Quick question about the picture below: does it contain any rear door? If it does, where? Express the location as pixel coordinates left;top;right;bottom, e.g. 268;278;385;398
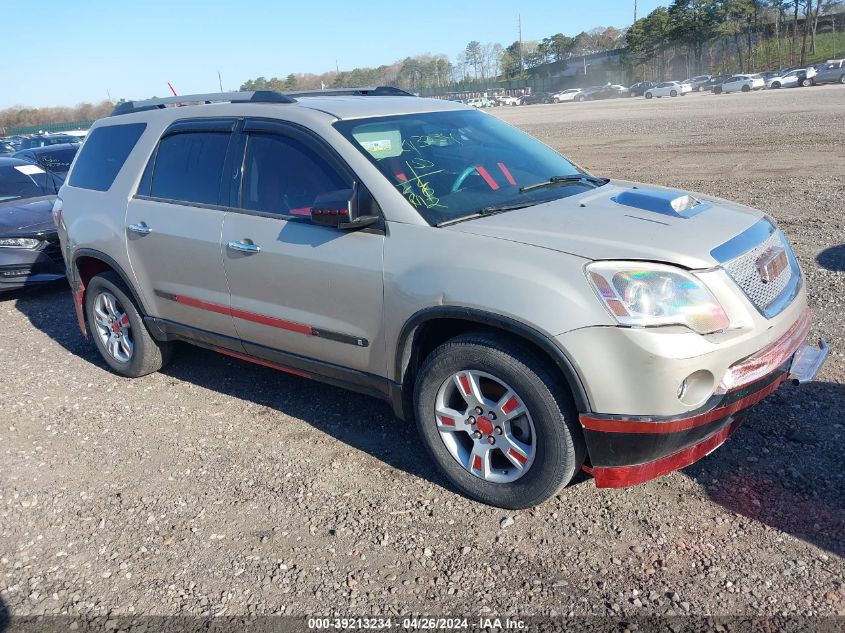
126;119;240;341
221;119;385;375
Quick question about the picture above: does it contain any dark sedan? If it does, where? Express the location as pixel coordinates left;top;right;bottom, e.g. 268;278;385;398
0;157;65;292
701;75;730;92
575;84;630;101
519;92;554;105
629;81;656;97
12;143;79;183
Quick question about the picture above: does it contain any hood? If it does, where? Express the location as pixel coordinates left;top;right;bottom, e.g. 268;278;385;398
0;196;58;238
444;181;764;269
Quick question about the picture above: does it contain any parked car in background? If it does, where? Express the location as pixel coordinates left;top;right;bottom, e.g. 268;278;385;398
0;143;15;156
19;134;81;150
766;69;805;89
812;59;845;85
493;95;521;106
552;89;582;103
465;97;493;108
628;81;656;97
520;92;554;105
12;143;80;183
0;157;65;291
701;75;730;92
644;81;692;98
684;75;711;91
576;84;629;101
714;74;765;94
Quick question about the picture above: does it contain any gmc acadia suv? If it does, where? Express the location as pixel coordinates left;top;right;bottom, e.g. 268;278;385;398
56;88;827;508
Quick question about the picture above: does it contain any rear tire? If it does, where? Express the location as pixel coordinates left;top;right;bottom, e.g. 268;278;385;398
413;331;585;509
645;92;653;99
840;75;845;84
85;272;173;378
714;87;723;94
741;84;751;92
771;82;781;89
670;90;678;97
800;78;812;87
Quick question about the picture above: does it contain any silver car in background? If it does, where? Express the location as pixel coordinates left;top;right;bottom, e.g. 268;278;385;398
56;89;828;508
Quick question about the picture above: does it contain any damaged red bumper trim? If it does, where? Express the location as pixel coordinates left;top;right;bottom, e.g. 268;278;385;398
587;416;747;488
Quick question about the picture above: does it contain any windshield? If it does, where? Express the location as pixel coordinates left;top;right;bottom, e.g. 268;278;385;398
0;164;52;202
334;109;599;226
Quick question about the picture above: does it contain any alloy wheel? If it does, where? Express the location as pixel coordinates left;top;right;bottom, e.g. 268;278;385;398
434;370;536;483
92;291;134;363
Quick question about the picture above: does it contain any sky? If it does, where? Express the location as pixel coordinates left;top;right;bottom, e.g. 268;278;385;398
0;0;666;109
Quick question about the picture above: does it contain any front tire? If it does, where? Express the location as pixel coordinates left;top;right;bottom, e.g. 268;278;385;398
714;87;723;94
413;331;585;509
645;92;653;99
800;78;812;87
670;90;678;97
741;84;751;92
85;272;173;378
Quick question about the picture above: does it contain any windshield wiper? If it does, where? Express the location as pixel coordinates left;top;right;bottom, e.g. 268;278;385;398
519;174;608;194
437;202;534;227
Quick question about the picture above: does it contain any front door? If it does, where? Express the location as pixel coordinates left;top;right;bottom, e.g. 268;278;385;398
126;123;239;341
221;120;385;376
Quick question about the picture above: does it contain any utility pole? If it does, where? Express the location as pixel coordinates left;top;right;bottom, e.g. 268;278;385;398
634;0;638;23
518;14;524;74
218;71;223;92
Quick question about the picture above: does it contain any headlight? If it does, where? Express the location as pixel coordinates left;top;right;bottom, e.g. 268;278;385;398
0;238;41;249
586;261;730;334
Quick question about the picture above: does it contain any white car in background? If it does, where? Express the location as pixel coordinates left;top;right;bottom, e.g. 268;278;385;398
644;81;692;98
552;89;582;103
714;74;765;94
767;67;817;89
494;95;521;106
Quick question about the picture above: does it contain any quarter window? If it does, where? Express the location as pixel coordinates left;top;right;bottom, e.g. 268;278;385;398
68;123;146;191
241;133;348;216
150;132;230;205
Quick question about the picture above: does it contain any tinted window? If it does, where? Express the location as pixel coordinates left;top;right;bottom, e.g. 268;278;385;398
241;134;347;216
36;147;78;173
150;132;230;205
69;123;146;191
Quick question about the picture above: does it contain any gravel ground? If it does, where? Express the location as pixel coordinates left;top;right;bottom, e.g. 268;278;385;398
1;86;843;627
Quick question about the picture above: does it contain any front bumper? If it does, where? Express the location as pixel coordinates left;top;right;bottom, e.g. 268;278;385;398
0;240;65;292
577;311;828;488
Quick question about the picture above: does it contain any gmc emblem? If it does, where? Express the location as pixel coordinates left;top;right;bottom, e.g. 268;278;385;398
756;246;788;283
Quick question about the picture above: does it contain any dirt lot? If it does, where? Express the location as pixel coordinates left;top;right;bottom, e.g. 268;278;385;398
1;86;843;626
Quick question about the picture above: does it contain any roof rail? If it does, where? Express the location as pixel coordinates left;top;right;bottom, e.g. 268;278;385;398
286;86;414;98
109;90;295;117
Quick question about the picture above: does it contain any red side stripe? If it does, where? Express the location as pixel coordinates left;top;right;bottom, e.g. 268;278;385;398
214;347;311;379
172;294;313;336
589;417;745;488
579;375;787;435
497;162;517;186
474;166;500;190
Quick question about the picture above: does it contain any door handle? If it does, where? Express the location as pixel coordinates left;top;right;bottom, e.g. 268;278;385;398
227;240;261;254
127;223;152;235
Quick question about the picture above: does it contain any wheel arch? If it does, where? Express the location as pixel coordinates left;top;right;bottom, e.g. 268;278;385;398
393;307;591;421
70;249;150;337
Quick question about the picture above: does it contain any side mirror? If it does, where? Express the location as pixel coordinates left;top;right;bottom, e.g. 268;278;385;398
311;183;379;230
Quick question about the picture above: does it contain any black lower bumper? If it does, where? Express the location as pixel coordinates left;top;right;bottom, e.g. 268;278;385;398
579;368;789;488
0;240;65;292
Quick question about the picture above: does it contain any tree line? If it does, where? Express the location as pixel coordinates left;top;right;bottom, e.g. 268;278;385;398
627;0;844;79
0;101;113;133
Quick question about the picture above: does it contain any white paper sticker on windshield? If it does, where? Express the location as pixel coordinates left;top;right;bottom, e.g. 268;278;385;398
360;139;393;153
14;164;45;176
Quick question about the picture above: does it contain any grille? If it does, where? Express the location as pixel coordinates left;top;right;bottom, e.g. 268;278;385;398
723;231;794;315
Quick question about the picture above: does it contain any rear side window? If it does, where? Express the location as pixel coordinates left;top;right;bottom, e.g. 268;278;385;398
150;132;230;205
68;123;146;191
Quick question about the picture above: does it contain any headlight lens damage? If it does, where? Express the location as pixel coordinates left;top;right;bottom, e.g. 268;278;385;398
0;238;41;249
586;262;729;334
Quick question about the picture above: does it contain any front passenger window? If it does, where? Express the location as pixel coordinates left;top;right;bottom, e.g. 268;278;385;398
241;134;348;216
